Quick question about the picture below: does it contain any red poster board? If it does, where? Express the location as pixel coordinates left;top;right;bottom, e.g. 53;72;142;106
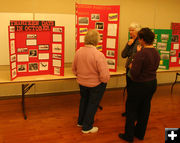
171;23;180;34
76;4;120;72
169;34;180;67
9;21;64;80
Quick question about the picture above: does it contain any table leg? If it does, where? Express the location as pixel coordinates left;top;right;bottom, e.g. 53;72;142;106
21;83;35;120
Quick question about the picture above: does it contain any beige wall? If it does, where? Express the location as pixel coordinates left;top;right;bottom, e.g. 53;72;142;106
0;0;180;96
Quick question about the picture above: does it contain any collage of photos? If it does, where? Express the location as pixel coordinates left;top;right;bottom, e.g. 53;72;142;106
9;26;17;78
153;29;172;69
9;23;65;80
170;34;180;66
76;4;119;71
52;27;63;75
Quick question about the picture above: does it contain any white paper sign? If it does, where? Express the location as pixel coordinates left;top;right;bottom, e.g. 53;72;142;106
173;44;179;50
106;38;116;49
26;39;37;46
53;59;61;67
80;35;85;43
38;53;49;60
53;34;62;42
17;54;29;62
107;24;117;36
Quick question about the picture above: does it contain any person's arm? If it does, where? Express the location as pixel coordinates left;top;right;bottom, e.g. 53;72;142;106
130;52;144;79
121;43;131;58
72;53;78;76
97;53;110;83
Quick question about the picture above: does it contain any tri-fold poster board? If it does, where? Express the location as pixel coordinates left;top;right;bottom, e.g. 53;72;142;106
9;20;65;80
153;29;172;70
169;23;180;67
75;3;120;72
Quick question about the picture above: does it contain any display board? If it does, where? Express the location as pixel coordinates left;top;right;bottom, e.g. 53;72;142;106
169;34;180;67
75;3;120;72
9;20;64;80
153;29;172;69
171;23;180;34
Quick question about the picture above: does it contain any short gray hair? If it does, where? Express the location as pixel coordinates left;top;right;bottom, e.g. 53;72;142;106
84;29;100;46
129;22;141;31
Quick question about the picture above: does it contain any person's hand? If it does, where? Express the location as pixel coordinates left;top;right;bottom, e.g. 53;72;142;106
137;45;142;52
129;63;132;69
128;39;134;46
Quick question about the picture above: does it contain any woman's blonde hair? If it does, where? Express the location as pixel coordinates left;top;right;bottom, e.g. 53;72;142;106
84;29;100;46
129;22;141;32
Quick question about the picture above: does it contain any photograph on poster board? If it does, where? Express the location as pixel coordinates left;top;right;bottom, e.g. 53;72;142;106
79;28;88;35
171;57;177;62
39;62;48;70
161;54;169;60
10;40;15;53
17;64;27;72
38;53;49;60
11;54;16;62
106;38;116;49
10;33;15;39
173;43;179;50
107;24;117;36
17;48;28;53
29;49;37;57
54;67;60;75
95;22;104;30
170;50;176;56
80;35;85;43
53;59;61;67
53;27;62;33
17;54;29;62
52;54;61;59
10;26;15;32
107;58;115;69
91;14;100;21
53;34;62;42
108;13;118;21
27;34;37;39
106;50;115;57
29;63;38;72
171;35;179;42
11;62;16;69
161;34;169;40
157;42;167;50
38;45;49;50
52;44;62;53
78;17;89;25
26;39;37;46
10;40;15;54
99;34;103;43
96;45;102;51
12;69;17;78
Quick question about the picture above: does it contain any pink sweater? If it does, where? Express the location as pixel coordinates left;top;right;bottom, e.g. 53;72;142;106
72;45;110;87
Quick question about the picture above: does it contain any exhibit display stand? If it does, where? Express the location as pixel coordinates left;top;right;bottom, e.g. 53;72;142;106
9;20;65;80
76;3;120;72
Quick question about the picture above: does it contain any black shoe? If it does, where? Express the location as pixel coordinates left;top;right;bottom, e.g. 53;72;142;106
134;134;144;140
122;112;126;117
118;133;133;143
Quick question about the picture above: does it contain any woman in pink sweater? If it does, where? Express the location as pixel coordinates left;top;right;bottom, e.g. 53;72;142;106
72;29;110;133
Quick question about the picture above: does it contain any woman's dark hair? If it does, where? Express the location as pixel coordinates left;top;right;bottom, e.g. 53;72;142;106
138;28;155;45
